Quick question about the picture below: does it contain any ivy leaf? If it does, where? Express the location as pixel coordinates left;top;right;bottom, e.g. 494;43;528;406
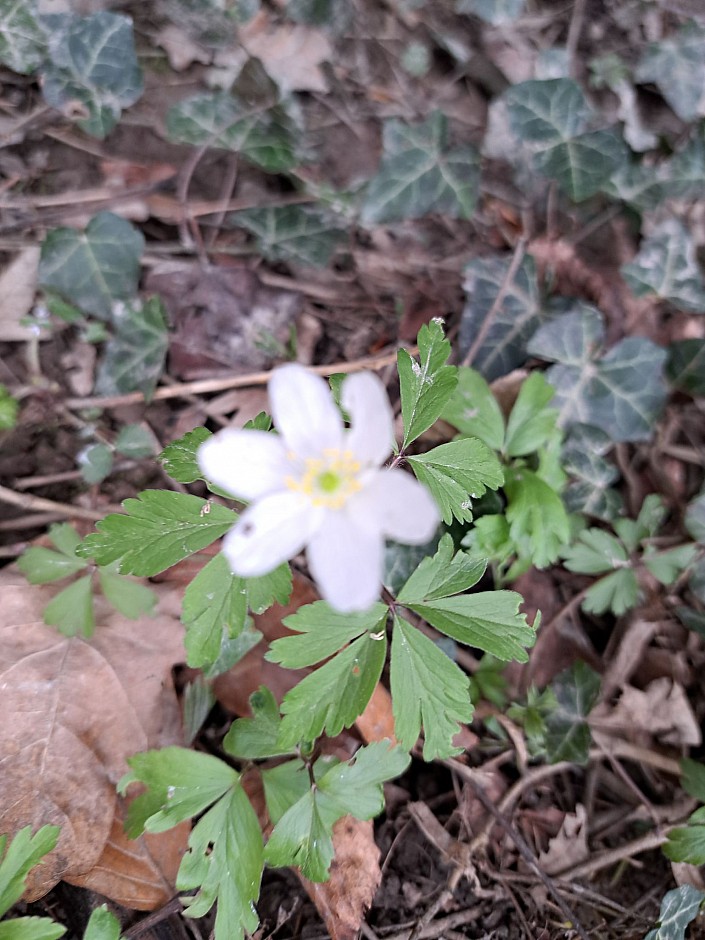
390;614;473;760
407;438;503;525
686;492;705;544
621;221;705;313
43;575;95;638
77;491;237;577
166;91;296;173
159;428;213;484
528;302;603;365
98;564;156;619
504;467;571;568
504;371;558;457
224;687;291;759
361;112;479;225
38;211;144;320
397;534;486;604
459;255;542;380
0;825;60;917
636;22;705;122
533;129;626;201
269;601;387;668
230;205;346;267
42;12;143;139
667;339;705;396
408;592;537;663
644;884;705;940
544;661;600;764
398;319;458;448
95;297;169;399
0;0;46;74
18;523;86;583
562;425;622;521
440;366;505;451
383;533;442;595
457;0;524;24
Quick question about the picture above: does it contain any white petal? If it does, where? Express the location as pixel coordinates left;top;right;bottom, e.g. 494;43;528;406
198;430;289;500
307;511;384;612
351;469;440;544
222;492;323;577
342;371;394;466
270;364;343;458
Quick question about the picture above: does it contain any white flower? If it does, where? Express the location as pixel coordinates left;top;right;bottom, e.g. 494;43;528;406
197;364;440;612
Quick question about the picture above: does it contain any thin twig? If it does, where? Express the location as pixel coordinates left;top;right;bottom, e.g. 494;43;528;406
0;483;120;522
554;828;671;881
566;0;587;79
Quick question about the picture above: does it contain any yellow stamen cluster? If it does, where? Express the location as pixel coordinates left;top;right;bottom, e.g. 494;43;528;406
286;449;362;509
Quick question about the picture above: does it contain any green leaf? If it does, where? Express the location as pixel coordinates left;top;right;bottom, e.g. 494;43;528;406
622;221;705;313
644;884;705;940
230;205;346;267
18;524;87;583
397;533;486;604
166;92;296;173
39;211;144;320
269;601;387;668
0;384;18;430
562;424;621;522
457;0;524;24
544;661;600;764
0;0;45;74
631;492;667;545
83;906;121;940
504;371;558;457
285;0;351;29
98;566;156;619
533;129;626;201
644;544;699;586
182;676;216;746
159;428;213;484
407;437;503;525
201;625;262;680
440;367;505;451
224;687;291;759
667;339;705;396
181;554;248;669
459;255;542;380
0;825;60;917
316;741;411;819
44;575;95;637
77;490;237;577
247;564;292;614
41;12;142;139
77;443;113;484
680;757;705;803
114;425;157;459
261;759;317;824
398;319;457;448
504;468;571;568
276;631;387;745
636;23;705;122
383;533;442;595
528;302;603;365
0;918;65;940
562;528;628;575
176;785;263;939
686;492;705;543
361;112;479;225
121;747;238;836
582;568;640;617
409;591;536;663
95;297;169;399
264;788;333;881
390;614;473;760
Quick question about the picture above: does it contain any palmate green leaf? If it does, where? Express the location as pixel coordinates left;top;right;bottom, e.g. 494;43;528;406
562;528;628;575
42;12;143;139
264;788;333;882
504;468;571;568
225;686;291;759
398;319;457;448
0;918;66;939
504;371;557;457
361;112;479;225
276;632;388;746
686;492;705;543
583;568;640;616
0;0;46;74
440;366;505;451
261;759;316;824
457;0;524;24
177;785;263;939
98;565;156;619
201;626;262;680
39;212;144;320
390;614;473;760
248;563;292;613
644;884;705;940
622;222;705;313
166;92;296;173
397;533;486;604
533;129;626;201
181;553;248;669
0;825;60;916
182;676;216;746
77;490;237;577
77;443;113;484
459;255;542;380
230;205;346;267
18;523;86;583
82;906;121;940
159;428;213;484
409;592;536;663
667;339;705;396
544;661;600;764
95;297;169;399
316;741;410;819
618;492;665;550
269;601;387;668
636;22;705;122
644;545;699;586
407;438;503;525
44;575;95;637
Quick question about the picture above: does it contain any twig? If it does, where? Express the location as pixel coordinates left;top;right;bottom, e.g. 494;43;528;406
566;0;587;78
0;483;120;522
460;238;527;368
63;348;414;411
554;828;671;881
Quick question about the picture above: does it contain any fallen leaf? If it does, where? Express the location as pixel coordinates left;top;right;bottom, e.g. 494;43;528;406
154;24;211;71
592;678;702;749
537;804;589;876
0;248;43;342
0;567;187;907
239;22;332;94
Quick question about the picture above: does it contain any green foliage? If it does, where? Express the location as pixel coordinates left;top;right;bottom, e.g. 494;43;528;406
230;205;347;267
224;686;291;759
667;339;705;396
0;825;64;939
644;885;705;940
441;367;505;451
504;467;571;569
159;428;213;484
398;319;457;448
39;212;144;321
636;22;705;123
561;425;622;521
82;907;122;940
95;297;169;399
621;221;705;312
686;492;705;543
0;385;18;431
664;761;705;866
0;0;45;74
361;112;479;225
457;0;524;23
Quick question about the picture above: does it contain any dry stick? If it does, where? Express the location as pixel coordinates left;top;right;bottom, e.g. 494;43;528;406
459;237;527;369
555;828;672;882
64;347;414;411
442;759;591;940
566;0;588;79
0;483;120;522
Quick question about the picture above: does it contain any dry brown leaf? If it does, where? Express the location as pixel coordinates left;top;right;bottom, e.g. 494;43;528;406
536;804;589;876
592;678;702;749
0;247;43;342
0;567;187;906
239;21;332;94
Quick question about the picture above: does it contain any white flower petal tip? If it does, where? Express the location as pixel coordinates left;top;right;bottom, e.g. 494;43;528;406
197;430;289;500
342;372;394;466
350;469;440;545
307;514;384;612
269;364;343;457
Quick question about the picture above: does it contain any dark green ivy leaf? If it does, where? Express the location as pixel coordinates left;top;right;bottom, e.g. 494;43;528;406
95;297;169;399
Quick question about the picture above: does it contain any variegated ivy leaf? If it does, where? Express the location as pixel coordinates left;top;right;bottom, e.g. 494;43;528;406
636;22;705;122
0;0;46;73
621;221;705;313
230;205;347;267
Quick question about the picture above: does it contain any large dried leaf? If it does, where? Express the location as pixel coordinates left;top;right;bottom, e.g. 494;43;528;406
0;567;187;907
